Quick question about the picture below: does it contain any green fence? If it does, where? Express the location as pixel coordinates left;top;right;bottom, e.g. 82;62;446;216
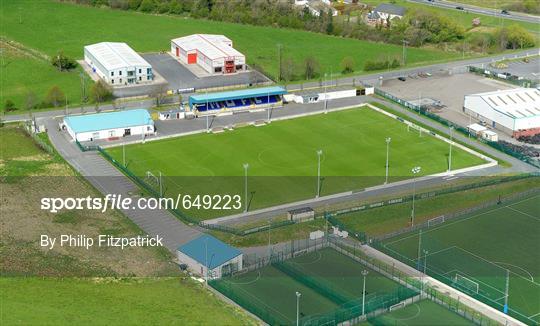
468;66;535;88
374;87;540;169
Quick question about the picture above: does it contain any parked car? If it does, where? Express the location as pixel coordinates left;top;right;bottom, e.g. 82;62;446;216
456;6;464;10
398;77;406;81
501;9;510;15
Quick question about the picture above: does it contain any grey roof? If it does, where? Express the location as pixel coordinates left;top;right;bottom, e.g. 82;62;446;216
373;3;406;16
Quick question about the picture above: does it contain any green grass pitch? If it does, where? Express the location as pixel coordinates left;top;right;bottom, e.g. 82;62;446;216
211;247;406;325
379;193;540;323
106;107;486;219
361;299;474;326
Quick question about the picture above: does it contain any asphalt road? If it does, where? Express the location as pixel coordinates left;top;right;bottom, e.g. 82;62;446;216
4;48;538;123
408;0;540;24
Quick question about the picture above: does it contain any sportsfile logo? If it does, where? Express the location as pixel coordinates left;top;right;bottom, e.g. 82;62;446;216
40;194;242;213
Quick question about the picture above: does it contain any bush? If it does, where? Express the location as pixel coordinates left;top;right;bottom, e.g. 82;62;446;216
341;56;355;74
364;59;400;71
45;86;65;107
51;51;78;71
91;80;114;105
4;100;17;112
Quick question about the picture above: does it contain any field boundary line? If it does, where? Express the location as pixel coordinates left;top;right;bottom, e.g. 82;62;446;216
506;205;540;222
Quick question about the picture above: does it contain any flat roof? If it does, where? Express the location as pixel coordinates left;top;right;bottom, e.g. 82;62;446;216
64;109;153;134
466;88;540;119
171;34;244;61
84;42;151;71
189;86;287;105
178;234;241;269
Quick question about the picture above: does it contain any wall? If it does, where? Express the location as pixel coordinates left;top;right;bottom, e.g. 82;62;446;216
73;124;154;142
177;250;243;279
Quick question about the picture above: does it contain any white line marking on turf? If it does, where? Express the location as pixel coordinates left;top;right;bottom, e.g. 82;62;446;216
492;261;535;282
228;270;261;285
506;206;540;222
391;303;421;321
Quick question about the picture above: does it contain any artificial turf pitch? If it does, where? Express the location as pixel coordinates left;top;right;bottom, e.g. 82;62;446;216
211;248;405;325
362;299;474;326
106;107;485;219
379;193;540;323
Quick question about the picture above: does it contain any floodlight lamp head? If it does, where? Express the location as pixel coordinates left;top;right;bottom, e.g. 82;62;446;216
243;163;249;169
362;270;369;276
296;291;301;297
317;150;323;155
412;166;421;174
386;137;391;143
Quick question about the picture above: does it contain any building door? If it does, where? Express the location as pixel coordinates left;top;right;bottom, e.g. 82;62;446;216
224;60;235;74
187;53;197;64
175;47;179;57
124;128;131;136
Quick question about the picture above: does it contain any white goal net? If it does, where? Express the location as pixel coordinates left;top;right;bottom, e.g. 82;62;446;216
454;273;480;294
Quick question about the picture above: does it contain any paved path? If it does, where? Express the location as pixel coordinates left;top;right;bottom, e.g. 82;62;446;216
45;119;201;253
4;49;538;123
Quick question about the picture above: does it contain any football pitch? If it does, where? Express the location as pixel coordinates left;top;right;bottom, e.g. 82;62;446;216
106;107;486;219
378;192;540;324
363;299;474;326
211;247;414;325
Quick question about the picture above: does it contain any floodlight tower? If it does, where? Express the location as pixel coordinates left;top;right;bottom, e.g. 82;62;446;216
362;270;369;315
296;291;302;326
385;137;391;184
316;150;323;198
411;166;421;226
243;163;249;213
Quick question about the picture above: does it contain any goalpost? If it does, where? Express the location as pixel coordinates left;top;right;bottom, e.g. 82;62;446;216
454;273;480;294
145;171;163;196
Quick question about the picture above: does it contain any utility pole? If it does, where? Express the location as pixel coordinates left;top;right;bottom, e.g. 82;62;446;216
504;269;510;314
324;73;328;114
402;40;409;65
277;44;282;82
417;229;423;270
122;142;126;167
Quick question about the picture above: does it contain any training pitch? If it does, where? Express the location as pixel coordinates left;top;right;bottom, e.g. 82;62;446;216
106;107;486;219
211;247;409;325
379;192;540;324
363;299;474;326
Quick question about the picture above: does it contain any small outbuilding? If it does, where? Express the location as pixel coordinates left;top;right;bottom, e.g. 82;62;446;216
63;109;154;142
177;234;243;280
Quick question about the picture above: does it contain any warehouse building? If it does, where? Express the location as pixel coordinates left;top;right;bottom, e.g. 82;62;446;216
170;34;246;75
177;234;242;280
63;109;154;142
463;88;540;138
84;42;153;85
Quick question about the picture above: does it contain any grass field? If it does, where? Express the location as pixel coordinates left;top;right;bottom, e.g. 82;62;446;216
362;0;540;34
378;193;540;324
106;107;486;219
362;299;474;326
336;176;539;237
0;277;253;325
211;247;408;325
1;0;463;112
0;44;86;114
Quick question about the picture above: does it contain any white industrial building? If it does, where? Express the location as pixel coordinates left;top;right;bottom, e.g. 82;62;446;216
177;234;242;280
170;34;246;75
463;88;540;137
84;42;153;86
63;109;155;142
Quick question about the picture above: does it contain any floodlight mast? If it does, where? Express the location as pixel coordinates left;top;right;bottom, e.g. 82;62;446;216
411;166;421;226
385;137;391;184
296;291;302;326
316;150;323;198
243;163;249;213
362;270;369;315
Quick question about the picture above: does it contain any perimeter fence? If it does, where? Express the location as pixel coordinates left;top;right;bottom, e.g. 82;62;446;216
212;236;499;326
374;87;540;168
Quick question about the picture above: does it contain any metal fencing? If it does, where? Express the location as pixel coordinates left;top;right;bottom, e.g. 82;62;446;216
212;236;499;325
374;87;540;168
468;66;536;88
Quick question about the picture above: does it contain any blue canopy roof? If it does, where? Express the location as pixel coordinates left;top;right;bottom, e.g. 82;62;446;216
64;109;153;134
189;86;287;105
178;234;242;269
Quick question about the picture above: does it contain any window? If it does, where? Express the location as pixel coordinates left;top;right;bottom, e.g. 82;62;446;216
147;68;152;75
119;71;122;76
111;79;114;84
214;67;222;73
139;76;142;81
119;78;122;83
111;71;114;77
138;69;142;74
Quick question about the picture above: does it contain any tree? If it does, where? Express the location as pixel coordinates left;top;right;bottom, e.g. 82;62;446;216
505;25;535;49
139;0;155;12
25;91;38;111
4;100;17;112
303;56;320;80
90;80;113;108
340;56;355;74
151;84;167;107
46;86;65;107
51;51;77;71
281;57;296;82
